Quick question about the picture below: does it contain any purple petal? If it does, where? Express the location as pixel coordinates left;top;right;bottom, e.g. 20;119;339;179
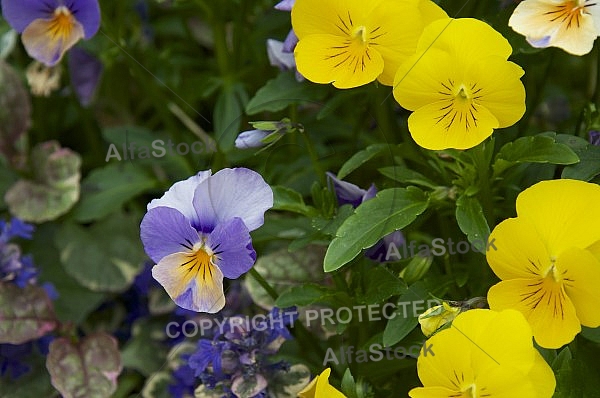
527;35;552;48
326;172;366;208
0;0;56;33
235;129;269;149
68;47;103;106
192;168;273;232
267;39;296;71
147;171;212;230
140;206;201;263
208;218;255;279
365;230;405;262
589;130;600;146
362;183;378;202
65;0;101;39
274;0;295;11
282;30;298;53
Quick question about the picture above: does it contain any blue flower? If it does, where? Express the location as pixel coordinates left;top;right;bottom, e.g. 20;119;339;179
0;343;32;380
0;218;39;287
1;0;101;66
235;129;270;149
169;360;197;398
140;168;273;313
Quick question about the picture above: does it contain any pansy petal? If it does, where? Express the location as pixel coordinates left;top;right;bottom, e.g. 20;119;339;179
67;0;101;38
418;0;449;23
469;59;526;127
418;18;512;61
140;206;200;263
409;386;461;398
407;99;499;150
68;47;103;106
394;48;456;111
559;247;600;327
152;252;225;313
488;279;581;348
147;171;212;229
291;0;378;38
314;368;346;398
1;0;56;33
294;33;384;89
487;217;551;280
22;17;85;66
192;168;273;232
526;350;557;398
366;0;423;86
326;172;367;207
515;179;600;255
208;218;255;280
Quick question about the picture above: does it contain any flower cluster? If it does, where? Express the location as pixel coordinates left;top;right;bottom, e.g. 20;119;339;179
171;307;297;398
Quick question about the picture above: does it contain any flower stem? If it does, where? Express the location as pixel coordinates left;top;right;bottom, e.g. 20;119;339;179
249;268;279;301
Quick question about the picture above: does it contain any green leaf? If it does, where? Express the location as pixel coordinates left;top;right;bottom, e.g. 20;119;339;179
121;319;168;376
382;282;430;347
493;134;579;176
0;283;57;344
340;368;358;398
244;246;326;309
47;333;122;398
268;364;312;398
337;144;389;180
400;254;434;285
275;284;337;308
324;187;429;272
246;72;326;115
5;141;81;222
359;267;407;304
72;163;156;222
561;144;600;181
378;166;437;189
581;326;600;344
272;185;317;216
55;214;145;292
455;195;490;249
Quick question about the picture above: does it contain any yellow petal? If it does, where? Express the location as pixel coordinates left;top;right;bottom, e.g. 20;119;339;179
515;179;600;255
366;0;424;86
22;15;84;67
418;0;449;23
394;48;457;111
526;350;557;398
509;0;598;56
407;98;499;150
294;34;384;89
468;59;526;127
298;368;346;398
451;309;536;375
559;247;600;327
152;251;225;313
291;0;379;39
488;278;581;348
417;18;513;62
487;217;552;280
409;386;459;398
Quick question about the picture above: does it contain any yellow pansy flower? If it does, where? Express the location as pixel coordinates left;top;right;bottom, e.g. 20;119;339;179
409;309;556;398
291;0;447;89
393;18;526;150
487;179;600;349
509;0;600;56
298;368;346;398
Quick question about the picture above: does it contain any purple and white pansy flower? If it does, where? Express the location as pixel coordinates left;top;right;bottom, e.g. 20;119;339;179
140;168;273;313
1;0;101;66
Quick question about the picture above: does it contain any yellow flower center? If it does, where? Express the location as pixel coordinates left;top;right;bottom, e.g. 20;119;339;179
352;26;368;44
545;1;594;29
49;6;77;39
435;79;483;131
181;243;218;287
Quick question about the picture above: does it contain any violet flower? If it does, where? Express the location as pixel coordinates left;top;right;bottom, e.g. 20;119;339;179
1;0;101;66
140;168;273;313
235;129;270;149
68;47;103;106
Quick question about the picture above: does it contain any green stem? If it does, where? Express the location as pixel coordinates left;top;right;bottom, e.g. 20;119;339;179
301;131;326;186
249;268;278;301
519;51;554;134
